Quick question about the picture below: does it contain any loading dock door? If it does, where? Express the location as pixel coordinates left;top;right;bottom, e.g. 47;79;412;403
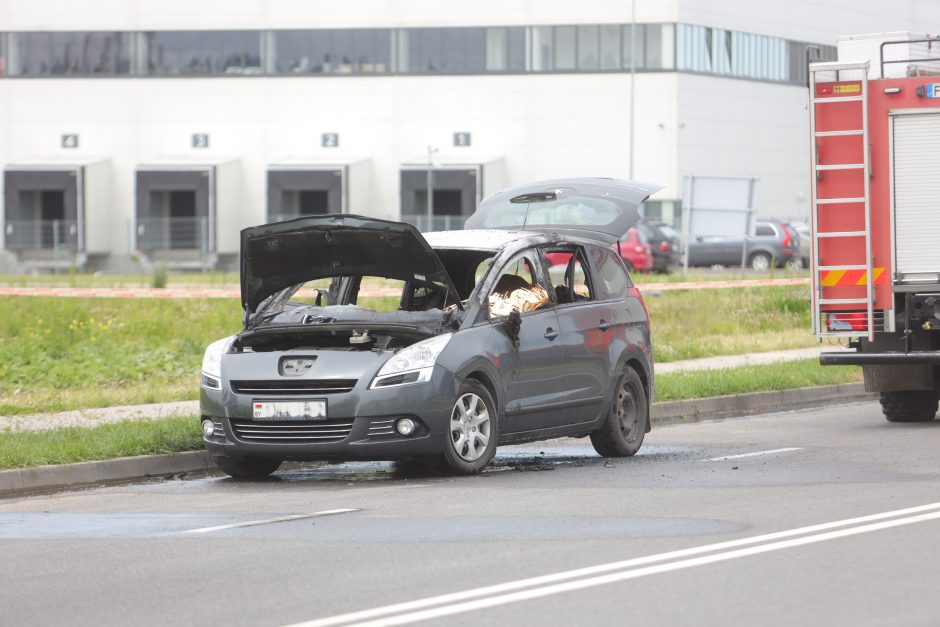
400;167;480;232
893;112;940;279
3;169;81;251
267;168;345;222
136;169;213;252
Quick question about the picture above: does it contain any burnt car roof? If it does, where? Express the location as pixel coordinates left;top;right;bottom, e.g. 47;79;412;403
240;215;459;315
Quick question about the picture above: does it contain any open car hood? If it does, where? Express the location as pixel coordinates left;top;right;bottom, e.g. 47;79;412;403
464;178;663;244
240;215;456;315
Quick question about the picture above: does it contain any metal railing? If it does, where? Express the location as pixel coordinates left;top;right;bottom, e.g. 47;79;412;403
135;217;210;252
4;219;79;251
400;213;466;233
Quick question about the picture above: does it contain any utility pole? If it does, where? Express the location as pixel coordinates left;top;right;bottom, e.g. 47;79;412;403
629;0;636;180
426;145;438;232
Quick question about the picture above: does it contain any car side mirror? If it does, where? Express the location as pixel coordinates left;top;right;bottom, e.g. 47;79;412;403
503;309;521;348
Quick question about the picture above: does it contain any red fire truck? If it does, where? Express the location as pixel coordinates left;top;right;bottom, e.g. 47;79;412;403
811;35;940;422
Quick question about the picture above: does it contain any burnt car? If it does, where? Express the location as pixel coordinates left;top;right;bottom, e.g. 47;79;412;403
200;178;660;477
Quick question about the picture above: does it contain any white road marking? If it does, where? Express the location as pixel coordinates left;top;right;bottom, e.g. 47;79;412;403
184;508;359;534
282;502;940;627
701;447;803;462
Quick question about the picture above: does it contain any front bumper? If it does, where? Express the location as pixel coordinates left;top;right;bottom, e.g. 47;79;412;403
201;365;458;462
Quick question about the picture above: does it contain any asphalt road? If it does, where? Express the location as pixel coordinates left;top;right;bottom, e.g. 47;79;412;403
2;401;939;627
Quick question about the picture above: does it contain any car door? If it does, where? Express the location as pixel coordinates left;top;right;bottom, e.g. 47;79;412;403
548;245;612;428
485;249;571;434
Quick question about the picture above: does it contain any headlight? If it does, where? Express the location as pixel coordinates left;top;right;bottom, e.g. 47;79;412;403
201;336;235;383
371;333;452;388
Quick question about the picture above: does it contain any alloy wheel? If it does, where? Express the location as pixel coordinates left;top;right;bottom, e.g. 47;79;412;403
450;392;491;461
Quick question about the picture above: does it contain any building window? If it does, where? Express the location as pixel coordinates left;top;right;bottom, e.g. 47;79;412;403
554;26;576;71
273;29;391;74
0;33;6;76
577;25;599;70
142;30;262;75
400;28;489;73
484;27;526;71
599;25;621;70
9;31;130;75
531;26;554;72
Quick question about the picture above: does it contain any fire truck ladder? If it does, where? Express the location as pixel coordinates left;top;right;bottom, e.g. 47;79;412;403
809;61;875;341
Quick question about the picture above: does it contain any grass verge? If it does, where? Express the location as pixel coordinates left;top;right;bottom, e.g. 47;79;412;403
655;359;862;402
0;416;201;470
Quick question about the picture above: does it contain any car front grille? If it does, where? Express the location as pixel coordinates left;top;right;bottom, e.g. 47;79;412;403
229;419;355;444
230;379;357;395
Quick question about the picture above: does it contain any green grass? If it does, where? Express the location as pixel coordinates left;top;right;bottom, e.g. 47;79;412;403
0;416;202;470
0;285;819;415
645;285;816;362
655;359;862;402
0;271;240;289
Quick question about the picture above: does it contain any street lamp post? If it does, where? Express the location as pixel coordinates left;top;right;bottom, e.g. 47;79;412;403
629;0;636;181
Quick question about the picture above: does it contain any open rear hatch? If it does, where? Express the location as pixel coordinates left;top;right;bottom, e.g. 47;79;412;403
464;177;663;244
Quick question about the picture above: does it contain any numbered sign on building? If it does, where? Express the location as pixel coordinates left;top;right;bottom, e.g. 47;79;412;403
61;134;79;149
322;133;340;148
192;133;210;148
453;132;471;147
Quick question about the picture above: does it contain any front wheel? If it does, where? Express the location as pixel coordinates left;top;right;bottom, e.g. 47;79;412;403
213;455;282;479
591;366;648;457
439;379;498;475
880;391;938;422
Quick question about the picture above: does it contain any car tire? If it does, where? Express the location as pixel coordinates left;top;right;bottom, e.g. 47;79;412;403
213;455;282;479
749;252;772;272
590;366;648;457
879;391;938;422
785;258;803;271
439;379;498;475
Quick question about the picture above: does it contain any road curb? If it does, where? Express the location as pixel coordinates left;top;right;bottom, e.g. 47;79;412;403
0;450;213;498
0;383;876;497
651;382;875;425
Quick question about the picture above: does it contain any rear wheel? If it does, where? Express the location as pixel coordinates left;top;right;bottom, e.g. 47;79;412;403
213;455;282;479
879;391;938;423
440;379;498;475
591;366;648;457
749;252;772;272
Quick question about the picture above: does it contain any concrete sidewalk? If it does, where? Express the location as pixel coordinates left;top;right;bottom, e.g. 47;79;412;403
0;345;846;433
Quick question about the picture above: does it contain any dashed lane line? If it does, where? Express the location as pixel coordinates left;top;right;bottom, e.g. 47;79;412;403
183;508;359;534
701;447;804;462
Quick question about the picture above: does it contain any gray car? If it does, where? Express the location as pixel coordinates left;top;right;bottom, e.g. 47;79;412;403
685;220;798;271
200;178;660;477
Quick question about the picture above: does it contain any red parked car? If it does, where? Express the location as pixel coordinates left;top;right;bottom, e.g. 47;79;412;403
545;228;653;273
618;227;654;272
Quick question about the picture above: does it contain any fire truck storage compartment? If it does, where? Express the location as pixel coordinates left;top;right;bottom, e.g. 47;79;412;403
3;160;109;257
135;160;238;257
892;111;940;282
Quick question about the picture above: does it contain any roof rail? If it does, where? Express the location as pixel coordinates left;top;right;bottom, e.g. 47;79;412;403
879;36;940;79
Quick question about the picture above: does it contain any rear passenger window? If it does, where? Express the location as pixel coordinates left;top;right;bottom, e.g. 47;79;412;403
755;224;775;237
589;247;631;300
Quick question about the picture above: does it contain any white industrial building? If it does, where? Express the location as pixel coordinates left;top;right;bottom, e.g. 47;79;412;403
0;0;937;271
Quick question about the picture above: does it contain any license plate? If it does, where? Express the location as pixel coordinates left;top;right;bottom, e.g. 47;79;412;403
252;400;327;421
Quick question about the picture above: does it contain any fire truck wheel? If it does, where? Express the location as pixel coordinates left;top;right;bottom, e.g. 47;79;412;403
879;391;939;423
748;252;772;272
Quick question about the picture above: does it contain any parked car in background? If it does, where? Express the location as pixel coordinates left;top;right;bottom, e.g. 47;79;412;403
546;227;653;273
200;178;660;478
636;220;681;273
685;220;798;271
790;223;811;269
